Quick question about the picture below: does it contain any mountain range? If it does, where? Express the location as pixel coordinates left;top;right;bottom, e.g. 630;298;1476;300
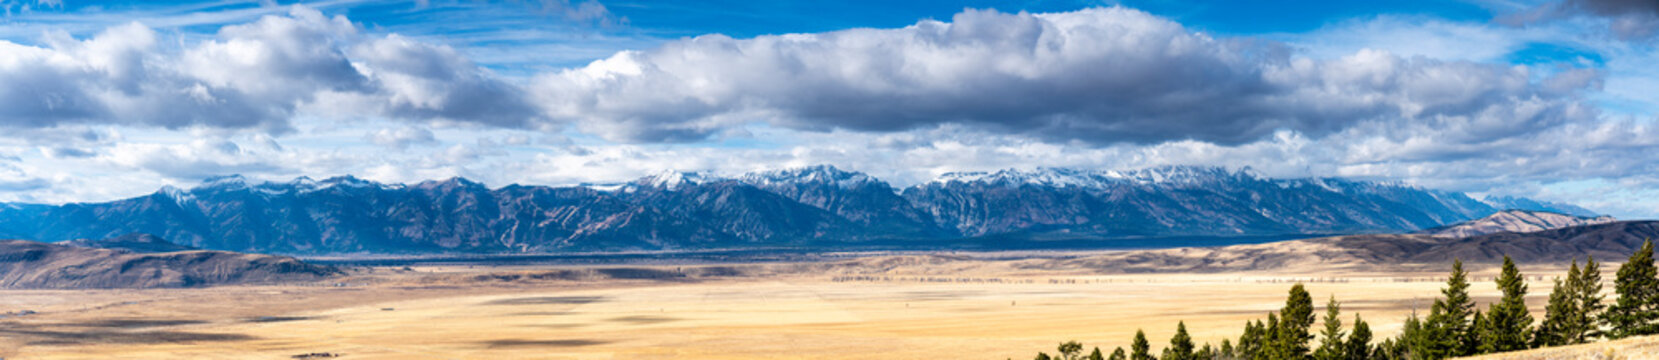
0;165;1600;255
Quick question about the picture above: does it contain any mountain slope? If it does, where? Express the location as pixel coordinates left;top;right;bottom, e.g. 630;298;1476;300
0;165;1601;255
1414;209;1617;238
0;239;341;289
1033;221;1659;274
62;233;200;253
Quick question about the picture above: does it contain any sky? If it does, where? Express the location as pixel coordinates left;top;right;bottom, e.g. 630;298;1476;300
1;0;1659;218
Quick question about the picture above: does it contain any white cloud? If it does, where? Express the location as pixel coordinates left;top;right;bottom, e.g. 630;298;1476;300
365;126;437;150
0;5;543;134
532;7;1600;148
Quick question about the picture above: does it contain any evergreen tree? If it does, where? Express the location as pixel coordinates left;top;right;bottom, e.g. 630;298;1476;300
1398;313;1433;358
1373;338;1401;360
1426;259;1476;358
1037;353;1052;360
1195;343;1214;360
1059;341;1085;360
1236;320;1262;359
1312;296;1346;360
1218;339;1234;360
1605;239;1659;338
1165;321;1195;360
1089;347;1105;360
1261;283;1314;360
1461;309;1484;356
1132;329;1155;360
1346;314;1372;360
1533;270;1577;347
1109;347;1127;360
1479;256;1534;353
1570;256;1606;343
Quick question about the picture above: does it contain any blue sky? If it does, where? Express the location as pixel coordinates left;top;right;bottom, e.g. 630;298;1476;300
2;0;1659;218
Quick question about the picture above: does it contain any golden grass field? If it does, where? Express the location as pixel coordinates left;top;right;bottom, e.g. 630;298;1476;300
0;257;1634;359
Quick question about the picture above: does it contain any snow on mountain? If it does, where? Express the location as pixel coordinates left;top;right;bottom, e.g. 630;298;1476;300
0;165;1607;255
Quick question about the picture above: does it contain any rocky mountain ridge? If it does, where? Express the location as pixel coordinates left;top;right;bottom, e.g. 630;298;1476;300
0;165;1600;255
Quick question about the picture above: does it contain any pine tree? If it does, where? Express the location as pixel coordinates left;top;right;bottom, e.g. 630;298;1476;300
1109;347;1128;360
1426;259;1476;358
1165;321;1195;360
1570;256;1606;343
1261;283;1314;360
1605;239;1659;338
1373;338;1401;360
1089;347;1105;360
1346;314;1372;360
1037;353;1053;360
1479;256;1534;353
1396;314;1431;359
1312;296;1346;360
1218;339;1234;360
1059;341;1085;360
1462;309;1484;356
1533;267;1578;347
1236;320;1262;359
1195;343;1214;360
1132;329;1155;360
1468;309;1486;355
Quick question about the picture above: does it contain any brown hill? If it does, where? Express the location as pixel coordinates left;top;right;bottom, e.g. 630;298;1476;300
1030;221;1659;273
61;232;200;253
1414;209;1615;238
0;239;343;289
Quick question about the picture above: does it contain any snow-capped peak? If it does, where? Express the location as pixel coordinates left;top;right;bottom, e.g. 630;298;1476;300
635;170;716;190
926;165;1252;188
199;174;251;190
738;165;877;188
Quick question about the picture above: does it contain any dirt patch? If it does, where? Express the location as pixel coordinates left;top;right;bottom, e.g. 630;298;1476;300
480;339;610;348
72;319;208;329
1;328;255;345
505;311;576;316
247;316;316;323
607;315;678;324
482;296;606;306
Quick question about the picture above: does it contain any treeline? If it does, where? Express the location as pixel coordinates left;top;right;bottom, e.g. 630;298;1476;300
1027;240;1659;360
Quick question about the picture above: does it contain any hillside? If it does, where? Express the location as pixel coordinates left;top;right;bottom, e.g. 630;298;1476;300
61;233;200;253
1029;221;1659;273
0;239;342;289
1461;334;1659;359
1415;209;1616;238
0;165;1595;255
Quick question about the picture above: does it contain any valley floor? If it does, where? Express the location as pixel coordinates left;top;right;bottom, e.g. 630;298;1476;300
0;257;1593;359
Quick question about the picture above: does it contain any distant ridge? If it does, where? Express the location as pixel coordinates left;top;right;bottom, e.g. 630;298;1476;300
0;165;1601;255
62;233;200;253
0;238;341;289
1414;210;1616;238
1036;220;1659;273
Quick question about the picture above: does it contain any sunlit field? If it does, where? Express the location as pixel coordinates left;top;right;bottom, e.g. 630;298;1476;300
0;259;1584;359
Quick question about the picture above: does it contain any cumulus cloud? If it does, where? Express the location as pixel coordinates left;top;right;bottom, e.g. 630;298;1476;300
533;7;1600;146
0;5;542;135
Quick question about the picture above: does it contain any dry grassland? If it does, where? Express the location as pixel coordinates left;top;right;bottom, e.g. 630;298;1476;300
0;259;1602;359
